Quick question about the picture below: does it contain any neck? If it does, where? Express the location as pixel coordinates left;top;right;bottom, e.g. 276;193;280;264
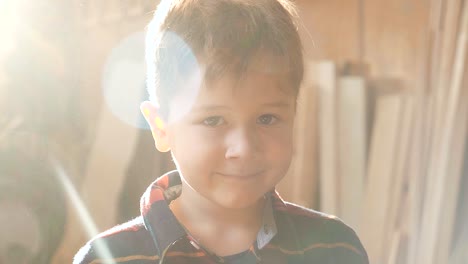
171;184;266;229
170;184;266;256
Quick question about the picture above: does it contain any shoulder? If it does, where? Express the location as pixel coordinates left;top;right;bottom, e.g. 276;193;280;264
274;200;337;233
73;217;157;264
275;202;369;264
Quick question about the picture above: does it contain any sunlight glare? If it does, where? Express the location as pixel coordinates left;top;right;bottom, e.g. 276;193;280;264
51;158;115;264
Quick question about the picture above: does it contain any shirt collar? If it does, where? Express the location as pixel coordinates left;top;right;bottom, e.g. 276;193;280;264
140;170;279;254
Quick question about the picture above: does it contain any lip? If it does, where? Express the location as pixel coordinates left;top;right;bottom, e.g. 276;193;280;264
217;171;264;180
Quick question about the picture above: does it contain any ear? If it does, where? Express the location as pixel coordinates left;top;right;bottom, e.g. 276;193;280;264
140;101;171;152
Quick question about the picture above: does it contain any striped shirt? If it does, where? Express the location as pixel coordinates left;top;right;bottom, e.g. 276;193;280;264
74;171;368;264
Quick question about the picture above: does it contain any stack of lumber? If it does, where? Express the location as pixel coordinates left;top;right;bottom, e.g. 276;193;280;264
413;0;468;263
294;1;467;263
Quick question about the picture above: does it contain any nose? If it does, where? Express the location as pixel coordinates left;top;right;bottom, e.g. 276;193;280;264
224;126;260;159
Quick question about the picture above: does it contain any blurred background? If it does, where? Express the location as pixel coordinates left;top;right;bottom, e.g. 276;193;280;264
0;0;466;263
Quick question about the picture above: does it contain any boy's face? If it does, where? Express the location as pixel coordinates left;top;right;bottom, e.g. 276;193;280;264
145;69;296;209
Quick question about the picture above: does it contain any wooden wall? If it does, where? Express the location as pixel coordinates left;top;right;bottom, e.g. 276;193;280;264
277;0;430;208
297;0;429;89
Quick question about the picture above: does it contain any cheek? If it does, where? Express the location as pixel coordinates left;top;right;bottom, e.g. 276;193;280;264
262;127;294;161
171;128;223;170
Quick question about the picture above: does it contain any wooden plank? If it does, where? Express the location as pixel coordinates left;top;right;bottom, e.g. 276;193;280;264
405;93;427;264
395;194;411;264
383;95;415;263
450;224;468;264
292;61;319;208
435;55;468;264
387;231;402;264
276;62;318;209
315;61;339;215
406;0;450;246
407;6;441;257
360;94;403;264
448;62;468;264
410;0;463;261
277;61;319;209
417;1;468;262
426;0;444;94
415;5;441;247
424;0;463;202
449;137;468;264
337;75;367;231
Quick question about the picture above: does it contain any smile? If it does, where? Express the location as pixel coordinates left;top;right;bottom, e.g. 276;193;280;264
217;171;264;180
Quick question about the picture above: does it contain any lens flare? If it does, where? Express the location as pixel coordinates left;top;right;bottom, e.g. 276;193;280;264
51;158;115;264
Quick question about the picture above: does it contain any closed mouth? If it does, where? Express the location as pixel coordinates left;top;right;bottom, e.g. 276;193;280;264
217;171;264;180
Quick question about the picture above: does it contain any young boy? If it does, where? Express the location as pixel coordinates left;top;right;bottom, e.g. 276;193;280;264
75;0;369;263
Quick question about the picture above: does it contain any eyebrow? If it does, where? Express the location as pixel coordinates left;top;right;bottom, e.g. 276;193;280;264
191;102;291;113
191;105;229;113
261;102;292;108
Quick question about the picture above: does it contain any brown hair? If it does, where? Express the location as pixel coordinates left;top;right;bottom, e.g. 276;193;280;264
145;0;304;119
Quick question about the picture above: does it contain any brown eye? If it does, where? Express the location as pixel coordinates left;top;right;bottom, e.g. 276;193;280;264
257;114;277;125
203;116;224;127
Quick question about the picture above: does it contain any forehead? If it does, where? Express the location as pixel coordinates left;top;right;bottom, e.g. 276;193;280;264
202;52;297;99
201;70;294;103
167;69;295;122
202;51;296;89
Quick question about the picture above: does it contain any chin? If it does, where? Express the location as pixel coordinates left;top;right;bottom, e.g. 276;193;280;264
213;192;265;210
